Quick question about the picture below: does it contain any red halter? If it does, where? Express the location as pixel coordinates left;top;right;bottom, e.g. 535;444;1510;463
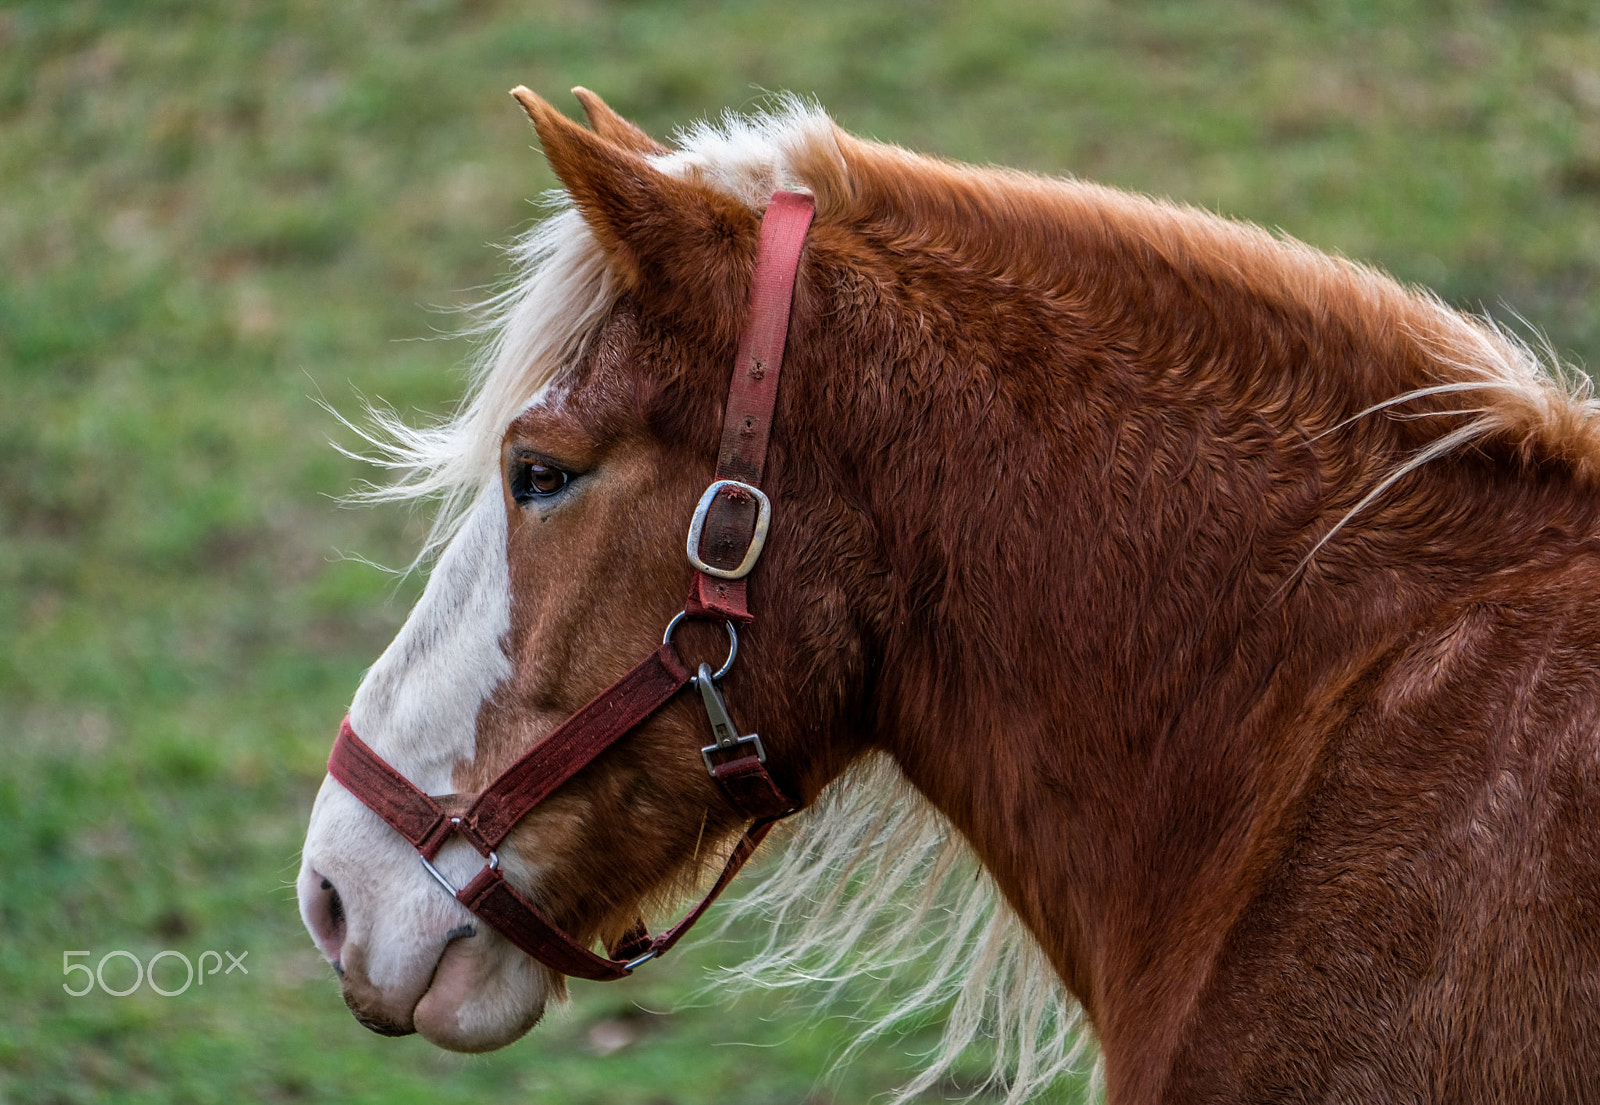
326;191;815;981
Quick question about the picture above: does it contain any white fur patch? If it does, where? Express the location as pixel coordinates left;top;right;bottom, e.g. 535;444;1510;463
301;488;513;993
347;486;512;791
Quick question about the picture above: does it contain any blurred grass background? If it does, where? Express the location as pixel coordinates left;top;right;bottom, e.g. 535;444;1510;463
2;1;1597;1102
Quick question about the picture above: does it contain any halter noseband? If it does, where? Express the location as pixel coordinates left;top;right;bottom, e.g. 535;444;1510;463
326;191;815;981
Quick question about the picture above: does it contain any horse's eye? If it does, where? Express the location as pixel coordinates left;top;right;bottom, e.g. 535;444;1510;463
511;458;569;503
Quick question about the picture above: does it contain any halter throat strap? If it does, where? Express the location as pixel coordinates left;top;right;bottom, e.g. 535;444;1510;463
326;190;814;981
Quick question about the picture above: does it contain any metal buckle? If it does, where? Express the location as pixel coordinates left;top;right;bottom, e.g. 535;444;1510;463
694;661;767;773
686;479;771;580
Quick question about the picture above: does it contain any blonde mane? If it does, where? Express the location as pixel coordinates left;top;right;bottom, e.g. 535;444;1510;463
347;97;1599;1102
344;97;842;558
721;754;1098;1103
343;201;617;558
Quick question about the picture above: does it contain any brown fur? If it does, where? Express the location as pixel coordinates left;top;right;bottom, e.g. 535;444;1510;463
467;91;1600;1101
571;85;670;157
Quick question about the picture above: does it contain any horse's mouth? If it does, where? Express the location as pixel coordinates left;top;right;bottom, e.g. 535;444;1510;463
337;926;479;1042
409;926;547;1053
345;996;418;1038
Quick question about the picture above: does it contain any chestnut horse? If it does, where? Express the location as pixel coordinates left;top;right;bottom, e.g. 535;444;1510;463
298;88;1600;1104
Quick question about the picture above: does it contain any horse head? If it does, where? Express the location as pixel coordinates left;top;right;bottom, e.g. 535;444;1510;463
297;90;876;1051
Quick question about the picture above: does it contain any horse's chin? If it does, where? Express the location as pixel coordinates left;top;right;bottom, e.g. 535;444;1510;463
410;933;550;1053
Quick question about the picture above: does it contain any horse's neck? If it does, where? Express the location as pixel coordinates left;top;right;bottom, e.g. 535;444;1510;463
859;274;1594;1095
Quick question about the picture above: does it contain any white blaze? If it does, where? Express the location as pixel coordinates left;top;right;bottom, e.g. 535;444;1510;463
348;486;513;791
300;488;512;990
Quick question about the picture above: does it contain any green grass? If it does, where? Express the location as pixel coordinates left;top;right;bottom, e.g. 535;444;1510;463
2;1;1597;1102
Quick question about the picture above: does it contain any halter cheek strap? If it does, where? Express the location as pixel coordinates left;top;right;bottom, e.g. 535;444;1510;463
685;189;815;622
326;190;815;981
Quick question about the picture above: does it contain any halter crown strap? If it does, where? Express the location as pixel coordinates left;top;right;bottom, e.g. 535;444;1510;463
326;190;814;982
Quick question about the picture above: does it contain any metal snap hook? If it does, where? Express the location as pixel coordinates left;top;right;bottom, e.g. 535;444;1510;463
694;660;768;774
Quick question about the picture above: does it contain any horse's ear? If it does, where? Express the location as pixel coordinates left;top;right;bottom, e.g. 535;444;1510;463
570;87;670;156
511;87;756;309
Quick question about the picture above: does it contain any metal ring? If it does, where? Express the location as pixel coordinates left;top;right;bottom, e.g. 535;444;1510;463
419;852;500;897
420;854;461;897
448;818;498;870
661;612;738;681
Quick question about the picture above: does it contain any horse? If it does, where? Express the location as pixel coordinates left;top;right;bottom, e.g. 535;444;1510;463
298;87;1600;1104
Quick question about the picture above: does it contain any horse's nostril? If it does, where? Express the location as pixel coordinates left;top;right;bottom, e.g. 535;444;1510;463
306;868;349;960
